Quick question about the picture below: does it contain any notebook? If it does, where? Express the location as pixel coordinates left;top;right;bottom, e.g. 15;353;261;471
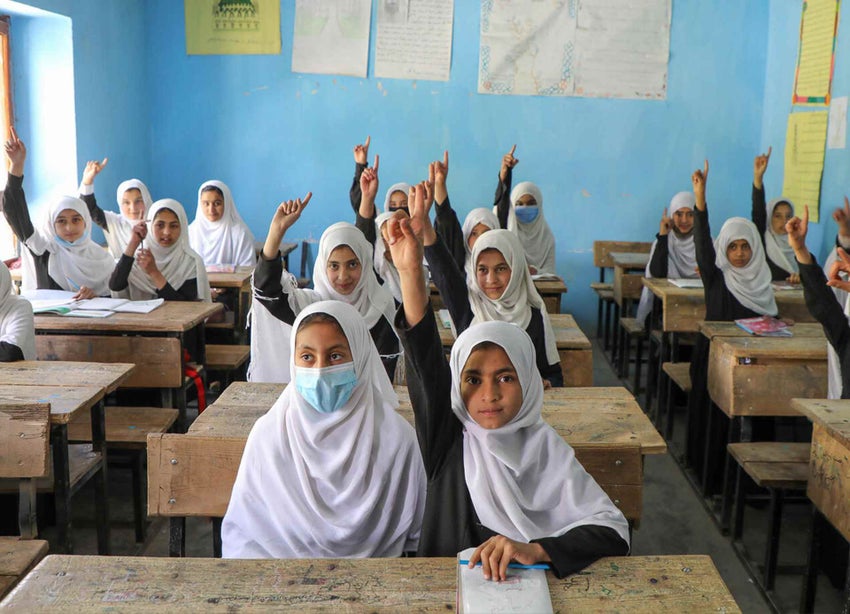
456;548;553;614
669;278;704;289
735;315;793;337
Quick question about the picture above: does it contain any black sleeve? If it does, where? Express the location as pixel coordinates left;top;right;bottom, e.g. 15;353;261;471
355;211;377;246
751;184;767;237
533;525;630;579
424;237;473;334
252;252;298;325
693;208;722;290
0;341;24;362
1;174;35;243
541;358;563;388
109;254;134;292
394;306;461;478
494;168;512;230
528;309;563;387
349;162;367;213
648;235;669;278
433;195;466;273
80;192;108;231
158;278;198;301
798;257;850;358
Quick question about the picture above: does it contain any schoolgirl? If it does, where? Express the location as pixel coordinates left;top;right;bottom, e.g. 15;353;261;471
0;262;35;361
222;300;426;558
384;201;629;579
751;148;799;283
188;180;256;267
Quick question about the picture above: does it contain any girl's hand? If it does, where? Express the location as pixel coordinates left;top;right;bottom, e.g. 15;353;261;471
359;155;380;202
131;221;147;243
753;147;771;188
434;150;449;186
692;159;709;210
82;157;109;186
5;127;26;175
787;273;801;284
409;180;437;245
832;196;850;239
499;144;519;181
136;248;160;275
353;135;370;165
827;248;850;292
468;535;549;582
785;205;809;251
542;379;552;390
383;203;424;274
270;192;313;236
72;286;97;301
659;207;671;235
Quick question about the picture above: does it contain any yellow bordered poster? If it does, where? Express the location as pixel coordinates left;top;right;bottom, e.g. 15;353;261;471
793;0;840;105
185;0;281;55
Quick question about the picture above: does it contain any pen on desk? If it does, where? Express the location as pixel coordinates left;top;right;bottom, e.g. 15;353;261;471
457;560;551;570
66;277;80;292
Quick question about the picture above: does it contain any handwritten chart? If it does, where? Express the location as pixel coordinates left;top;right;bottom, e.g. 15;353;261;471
793;0;840;105
375;0;454;81
782;111;829;222
292;1;371;77
479;0;671;99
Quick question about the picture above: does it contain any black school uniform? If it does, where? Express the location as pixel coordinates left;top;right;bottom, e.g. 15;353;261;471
687;207;764;488
396;307;628;576
253;251;398;381
108;255;199;301
425;236;564;387
752;185;793;281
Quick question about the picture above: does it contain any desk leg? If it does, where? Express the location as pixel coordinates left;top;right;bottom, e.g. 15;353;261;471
720;416;749;531
655;332;671;431
17;479;37;538
801;508;821;613
843;551;850;614
90;399;111;554
213;517;223;558
51;424;72;554
645;300;659;414
170;517;186;557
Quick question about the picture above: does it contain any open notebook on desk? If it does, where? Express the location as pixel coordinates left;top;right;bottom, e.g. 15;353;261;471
23;290;165;316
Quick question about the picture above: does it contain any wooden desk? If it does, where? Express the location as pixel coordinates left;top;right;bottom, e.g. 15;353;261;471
610;252;649;307
437;313;593;387
699;321;825;340
791;398;850;612
150;383;664;555
34;301;222;428
1;554;740;612
207;266;254;338
429;276;568;314
0;538;48;600
0;361;134;394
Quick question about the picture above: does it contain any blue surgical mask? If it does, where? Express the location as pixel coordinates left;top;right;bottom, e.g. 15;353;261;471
514;206;539;223
294;363;357;413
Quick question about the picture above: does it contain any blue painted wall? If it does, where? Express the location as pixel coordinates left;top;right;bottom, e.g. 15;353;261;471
142;0;770;331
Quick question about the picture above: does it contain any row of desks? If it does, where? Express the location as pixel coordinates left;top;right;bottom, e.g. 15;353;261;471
430;277;568;314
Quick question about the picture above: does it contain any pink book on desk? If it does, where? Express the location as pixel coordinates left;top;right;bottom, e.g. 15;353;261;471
206;264;236;273
735;315;793;337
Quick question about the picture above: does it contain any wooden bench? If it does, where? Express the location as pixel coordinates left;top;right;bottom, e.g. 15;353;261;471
593;241;652;347
205;344;251;388
0;537;48;600
728;441;810;592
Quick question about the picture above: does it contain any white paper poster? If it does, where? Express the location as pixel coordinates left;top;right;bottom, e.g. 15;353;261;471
828;96;848;150
375;0;454;81
479;0;671;99
292;0;372;77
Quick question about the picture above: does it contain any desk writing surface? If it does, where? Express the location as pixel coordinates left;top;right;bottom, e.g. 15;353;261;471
0;554;738;612
0;386;103;425
34;301;223;333
699;321;825;340
206;266;254;288
609;252;650;269
711;335;827;361
436;313;591;350
791;399;850;449
0;362;135;394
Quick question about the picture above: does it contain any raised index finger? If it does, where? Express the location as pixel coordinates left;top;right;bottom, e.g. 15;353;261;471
364;135;370;149
766;146;772;159
509;144;517;156
802;204;809;227
703;159;710;181
443;150;449;167
300;192;313;207
100;157;109;168
373;154;379;174
9;126;18;142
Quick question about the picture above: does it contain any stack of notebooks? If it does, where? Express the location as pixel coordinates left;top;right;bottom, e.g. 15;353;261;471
456;547;553;613
23;290;164;318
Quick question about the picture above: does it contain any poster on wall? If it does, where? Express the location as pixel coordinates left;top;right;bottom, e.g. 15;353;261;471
782;111;829;223
292;0;372;77
374;0;454;81
185;0;281;55
792;0;840;105
479;0;671;99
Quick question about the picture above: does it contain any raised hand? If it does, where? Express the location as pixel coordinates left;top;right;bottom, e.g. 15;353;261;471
434;150;449;204
659;207;671;236
82;157;109;186
263;192;313;260
5;127;26;176
833;196;850;239
753;146;771;188
359;155;380;203
827;248;850;292
785;205;809;252
124;221;148;256
409;180;437;246
692;159;709;211
353;136;370;165
383;206;423;274
499;144;519;181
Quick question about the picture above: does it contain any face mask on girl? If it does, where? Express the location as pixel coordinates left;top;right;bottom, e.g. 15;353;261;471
514;206;539;224
294;363;358;413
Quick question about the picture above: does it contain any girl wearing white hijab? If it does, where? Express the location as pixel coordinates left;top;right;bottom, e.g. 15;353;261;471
254;192;400;380
686;160;777;491
109;199;211;302
751;148;799;283
76;157;154;259
0;261;35;361
635;191;698;326
2;131;113;298
493;146;556;275
222;300;426;559
188;180;256;267
383;206;628;579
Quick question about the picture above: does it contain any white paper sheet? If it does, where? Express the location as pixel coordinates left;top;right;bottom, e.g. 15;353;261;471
374;0;453;81
828;96;847;149
292;0;372;77
479;0;670;99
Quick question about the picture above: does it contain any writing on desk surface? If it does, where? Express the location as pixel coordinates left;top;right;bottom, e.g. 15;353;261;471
810;440;845;491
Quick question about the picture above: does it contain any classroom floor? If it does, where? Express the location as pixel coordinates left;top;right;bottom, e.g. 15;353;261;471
15;338;845;613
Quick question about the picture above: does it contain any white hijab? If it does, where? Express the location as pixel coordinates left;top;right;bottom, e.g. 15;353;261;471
714;217;777;316
373;211;403;302
469;230;559;365
102;179;153;259
0;262;35;360
636;192;698;324
462;208;500;281
450;321;630;544
222;301;426;558
764;198;798;275
499;182;556;275
823;247;849;399
383;182;411;213
122;199;211;301
312;222;396;329
188;180;256;267
23;196;113;295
